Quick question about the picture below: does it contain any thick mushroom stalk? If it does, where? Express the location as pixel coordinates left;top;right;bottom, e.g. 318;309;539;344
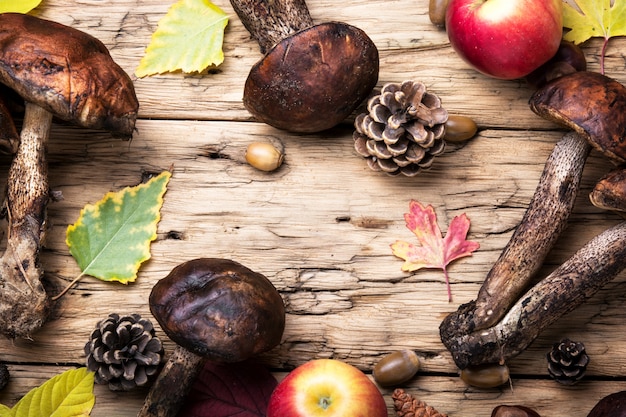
441;220;626;368
0;103;52;338
230;0;379;133
440;71;626;369
0;13;138;339
138;258;285;417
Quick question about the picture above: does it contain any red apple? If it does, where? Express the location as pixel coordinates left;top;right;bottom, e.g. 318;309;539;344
445;0;563;80
266;359;388;417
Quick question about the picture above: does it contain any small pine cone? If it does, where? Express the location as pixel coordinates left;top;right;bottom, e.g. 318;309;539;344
392;388;448;417
547;338;589;385
353;80;448;177
85;313;164;391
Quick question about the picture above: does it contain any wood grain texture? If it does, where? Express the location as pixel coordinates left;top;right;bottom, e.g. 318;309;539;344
0;1;625;416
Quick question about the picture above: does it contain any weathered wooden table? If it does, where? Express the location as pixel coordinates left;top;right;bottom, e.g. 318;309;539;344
1;1;626;416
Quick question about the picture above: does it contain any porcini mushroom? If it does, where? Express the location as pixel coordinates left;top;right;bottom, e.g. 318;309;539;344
138;258;285;417
229;0;379;132
440;71;626;369
0;13;138;339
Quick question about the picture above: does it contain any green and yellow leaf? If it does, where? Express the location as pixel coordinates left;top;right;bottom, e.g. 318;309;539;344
0;0;42;13
135;0;228;77
2;368;94;417
563;0;626;45
66;171;171;284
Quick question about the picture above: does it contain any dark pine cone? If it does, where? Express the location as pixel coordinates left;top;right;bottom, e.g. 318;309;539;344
353;80;448;177
85;313;164;391
547;338;589;385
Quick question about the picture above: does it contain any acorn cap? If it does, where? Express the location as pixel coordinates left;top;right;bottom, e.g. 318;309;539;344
243;21;379;133
529;71;626;164
0;13;138;138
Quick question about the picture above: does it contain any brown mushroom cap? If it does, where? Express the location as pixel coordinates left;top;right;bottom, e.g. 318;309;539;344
529;71;626;164
0;13;138;138
243;21;379;133
590;166;626;213
149;258;285;363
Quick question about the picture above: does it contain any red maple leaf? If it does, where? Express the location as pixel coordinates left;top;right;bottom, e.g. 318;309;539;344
391;200;480;302
179;359;278;417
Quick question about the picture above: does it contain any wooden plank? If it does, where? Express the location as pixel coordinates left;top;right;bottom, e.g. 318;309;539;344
0;0;625;415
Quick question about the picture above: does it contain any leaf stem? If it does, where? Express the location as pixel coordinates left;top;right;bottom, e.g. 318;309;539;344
600;37;609;75
51;272;85;301
443;267;452;302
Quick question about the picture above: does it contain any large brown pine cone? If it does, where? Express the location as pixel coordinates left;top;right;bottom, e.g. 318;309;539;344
353;80;448;177
85;313;164;391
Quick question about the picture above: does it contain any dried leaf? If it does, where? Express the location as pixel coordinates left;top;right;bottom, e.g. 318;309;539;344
66;171;171;285
135;0;228;77
391;200;479;302
0;0;42;13
563;0;626;73
1;368;95;417
179;360;278;417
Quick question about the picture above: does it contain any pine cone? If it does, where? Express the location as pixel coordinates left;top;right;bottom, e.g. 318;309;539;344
392;388;448;417
85;313;164;391
546;338;589;385
353;80;448;177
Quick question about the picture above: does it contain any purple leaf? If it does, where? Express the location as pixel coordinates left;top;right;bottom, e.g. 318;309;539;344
178;360;278;417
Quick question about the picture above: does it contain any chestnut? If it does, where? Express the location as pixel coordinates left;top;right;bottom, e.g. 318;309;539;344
492;405;541;417
526;40;587;89
587;391;626;417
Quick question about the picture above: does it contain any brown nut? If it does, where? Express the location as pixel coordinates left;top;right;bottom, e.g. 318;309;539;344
492;405;541;417
444;115;478;143
245;142;284;172
429;0;450;27
587;391;626;417
460;363;510;388
373;349;420;387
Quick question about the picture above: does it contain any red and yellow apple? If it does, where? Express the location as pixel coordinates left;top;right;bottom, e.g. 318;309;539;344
445;0;563;80
266;359;388;417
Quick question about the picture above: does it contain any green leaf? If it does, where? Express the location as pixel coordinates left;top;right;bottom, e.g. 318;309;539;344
4;368;94;417
66;171;171;284
0;0;42;13
563;0;626;73
563;0;626;44
135;0;228;77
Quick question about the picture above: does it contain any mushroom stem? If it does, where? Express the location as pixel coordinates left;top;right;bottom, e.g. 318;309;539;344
229;0;314;53
446;131;591;337
0;102;52;339
137;346;205;417
440;220;626;369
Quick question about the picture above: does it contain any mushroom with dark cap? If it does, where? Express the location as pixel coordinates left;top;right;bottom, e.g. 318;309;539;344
229;0;379;133
138;258;286;417
440;71;626;369
0;13;138;339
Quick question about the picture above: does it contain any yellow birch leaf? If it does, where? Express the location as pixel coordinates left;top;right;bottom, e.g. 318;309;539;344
135;0;228;77
65;171;171;285
0;0;42;13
